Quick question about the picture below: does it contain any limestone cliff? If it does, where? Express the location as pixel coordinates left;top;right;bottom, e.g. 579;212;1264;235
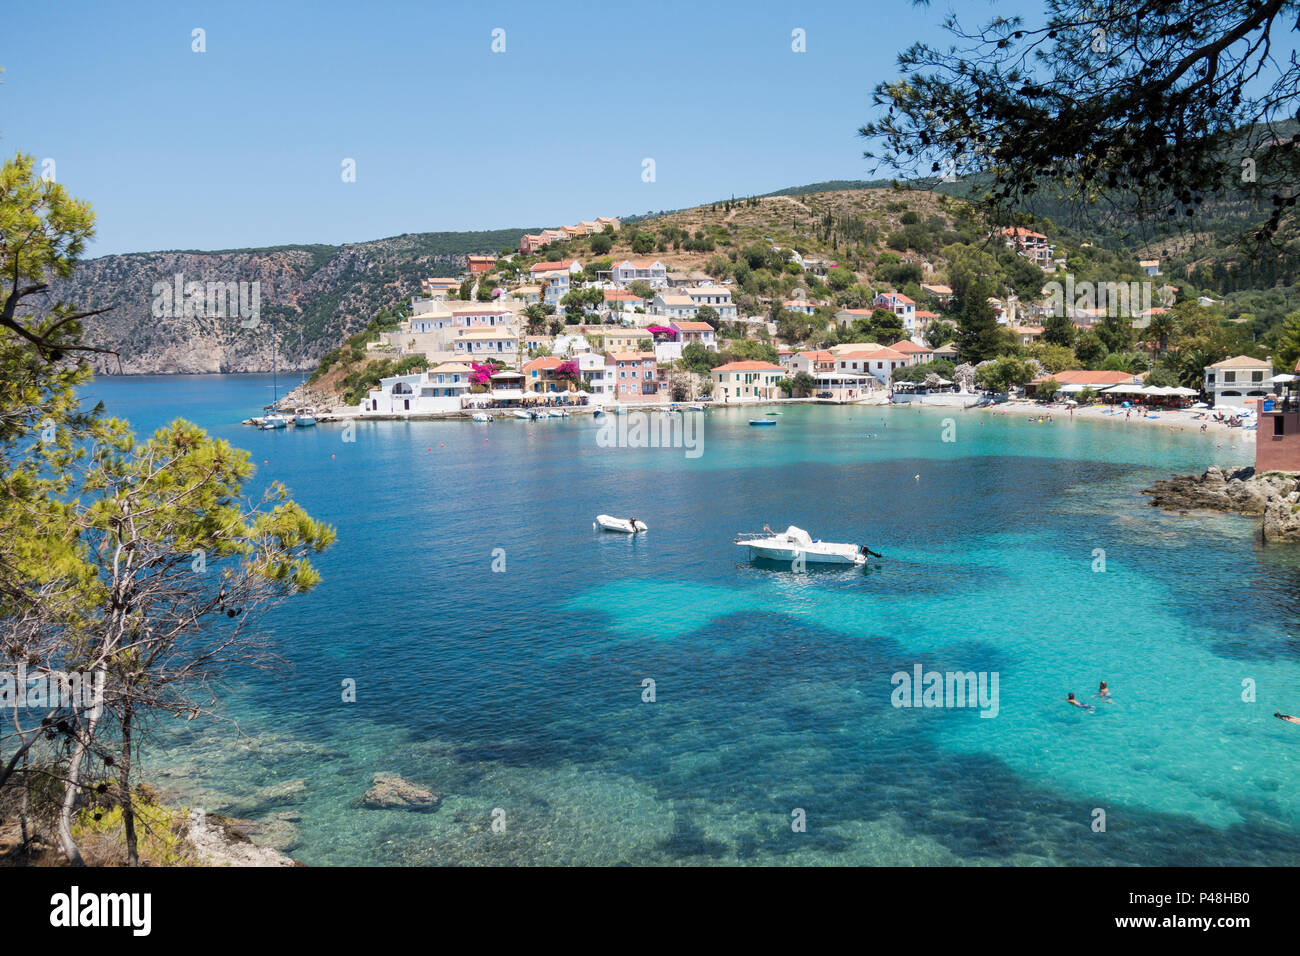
39;229;529;374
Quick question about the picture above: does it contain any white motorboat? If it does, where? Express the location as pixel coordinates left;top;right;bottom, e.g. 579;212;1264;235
259;414;290;430
734;525;870;566
472;412;493;423
512;409;532;420
687;403;706;411
594;514;648;534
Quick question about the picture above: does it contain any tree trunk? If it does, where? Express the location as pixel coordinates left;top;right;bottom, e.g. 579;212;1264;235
56;664;106;866
120;704;138;866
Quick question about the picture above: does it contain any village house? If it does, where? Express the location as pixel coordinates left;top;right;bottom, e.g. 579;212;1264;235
1007;324;1045;348
652;292;697;320
610;259;668;288
787;349;838;376
998;226;1055;266
712;360;785;402
604;289;646;316
467;255;497;275
420;277;461;297
670;320;718;351
363;363;473;415
531;259;583;306
576;351;612;399
1204;355;1273;406
685;285;736;320
523;356;569;394
838;347;909;385
452;328;520;358
590;327;655;354
920;283;953;304
874;292;918;333
782;299;819;316
609;352;660;402
888;340;934;366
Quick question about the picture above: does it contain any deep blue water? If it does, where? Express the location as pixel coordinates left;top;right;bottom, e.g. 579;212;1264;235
79;374;1300;865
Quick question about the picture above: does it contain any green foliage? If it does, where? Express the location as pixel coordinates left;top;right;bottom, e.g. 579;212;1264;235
892;359;956;383
975;355;1036;392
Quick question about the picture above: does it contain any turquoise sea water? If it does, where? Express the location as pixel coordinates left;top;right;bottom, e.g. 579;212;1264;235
79;375;1300;865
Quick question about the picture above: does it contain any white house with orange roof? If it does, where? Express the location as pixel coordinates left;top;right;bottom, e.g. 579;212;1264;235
998;227;1054;266
711;360;785;402
604;289;646;315
889;340;934;366
834;347;910;385
874;292;918;333
523;356;570;394
787;349;838;375
611;259;668;288
652;292;696;319
670;320;718;351
531;259;583;306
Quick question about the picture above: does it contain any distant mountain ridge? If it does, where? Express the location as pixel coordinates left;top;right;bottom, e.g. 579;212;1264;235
60;229;531;374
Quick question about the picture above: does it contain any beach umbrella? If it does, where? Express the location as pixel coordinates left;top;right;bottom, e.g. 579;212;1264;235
1192;401;1209;408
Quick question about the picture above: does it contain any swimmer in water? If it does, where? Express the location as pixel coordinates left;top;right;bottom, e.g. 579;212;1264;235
1066;693;1094;711
1097;681;1112;701
1276;713;1300;726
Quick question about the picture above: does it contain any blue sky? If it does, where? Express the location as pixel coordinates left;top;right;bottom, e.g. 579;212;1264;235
2;0;970;255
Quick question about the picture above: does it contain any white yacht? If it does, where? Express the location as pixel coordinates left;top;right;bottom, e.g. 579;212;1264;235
734;525;870;566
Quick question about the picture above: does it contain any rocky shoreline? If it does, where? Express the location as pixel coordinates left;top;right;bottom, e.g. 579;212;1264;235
1143;465;1300;542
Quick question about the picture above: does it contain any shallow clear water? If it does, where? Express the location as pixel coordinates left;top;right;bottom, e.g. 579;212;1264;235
80;375;1300;865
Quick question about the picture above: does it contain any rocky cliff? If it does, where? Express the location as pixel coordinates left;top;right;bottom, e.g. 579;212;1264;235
1143;465;1300;542
43;229;528;374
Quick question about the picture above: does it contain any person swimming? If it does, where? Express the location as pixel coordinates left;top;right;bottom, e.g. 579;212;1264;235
1097;681;1112;701
1066;693;1094;711
1276;712;1300;726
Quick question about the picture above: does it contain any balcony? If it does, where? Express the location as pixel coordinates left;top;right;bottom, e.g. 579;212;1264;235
1261;396;1300;414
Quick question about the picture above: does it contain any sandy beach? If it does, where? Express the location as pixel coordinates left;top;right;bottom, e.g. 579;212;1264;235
975;398;1257;438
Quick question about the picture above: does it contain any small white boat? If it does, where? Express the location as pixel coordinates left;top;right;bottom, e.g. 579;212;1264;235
293;414;317;427
472;412;493;423
512;410;532;420
594;514;648;534
687;403;706;411
259;414;290;430
734;525;869;566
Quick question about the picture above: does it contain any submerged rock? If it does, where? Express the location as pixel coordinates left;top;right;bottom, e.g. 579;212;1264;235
1144;466;1300;541
362;773;441;811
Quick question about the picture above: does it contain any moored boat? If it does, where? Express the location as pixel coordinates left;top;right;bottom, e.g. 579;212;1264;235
734;526;872;566
749;419;776;426
594;514;648;533
472;412;494;423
